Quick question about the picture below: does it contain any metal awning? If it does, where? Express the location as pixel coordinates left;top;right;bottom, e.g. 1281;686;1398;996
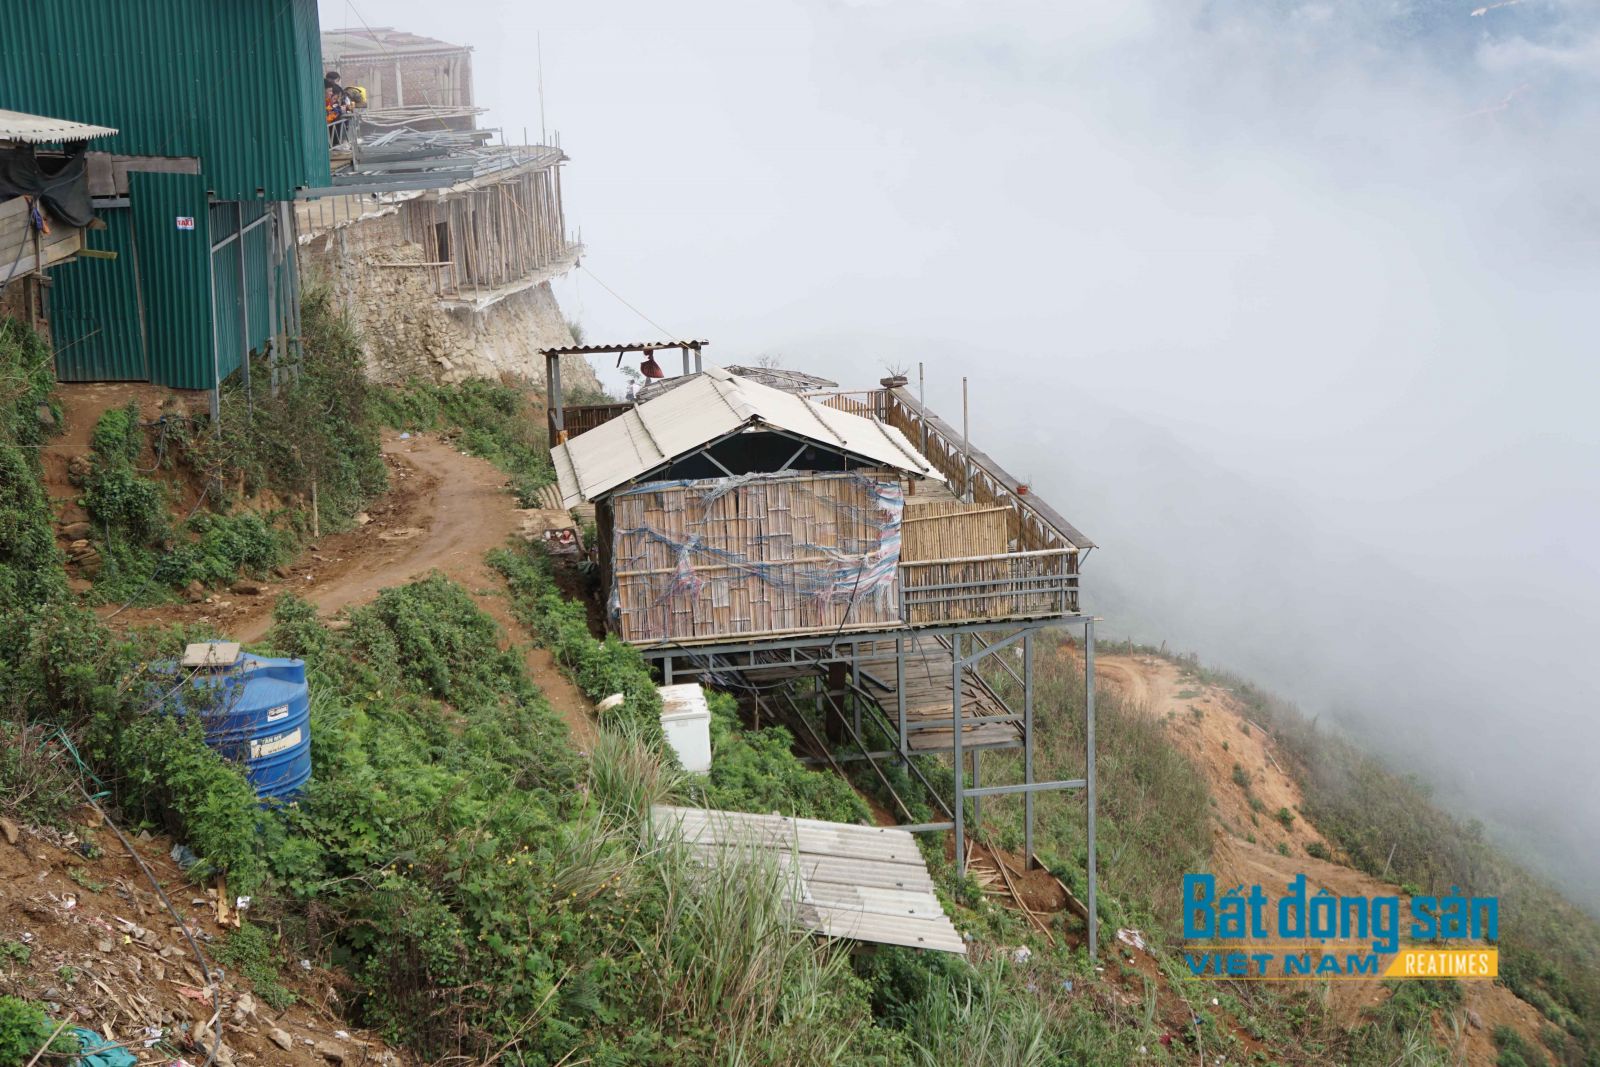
551;366;941;508
650;805;966;953
0;109;117;144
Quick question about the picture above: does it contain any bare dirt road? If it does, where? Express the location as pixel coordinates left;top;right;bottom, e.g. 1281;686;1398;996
108;431;596;746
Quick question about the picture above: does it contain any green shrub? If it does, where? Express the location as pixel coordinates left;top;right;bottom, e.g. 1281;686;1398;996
0;995;78;1066
704;691;871;824
212;922;297;1011
1306;841;1332;861
88;401;143;466
490;543;664;746
154;511;292;586
0;443;65;611
1493;1024;1549;1067
0;721;83;827
99;711;266;895
202;286;388;529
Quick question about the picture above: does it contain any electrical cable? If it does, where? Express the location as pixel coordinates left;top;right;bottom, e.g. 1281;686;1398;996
574;262;691;345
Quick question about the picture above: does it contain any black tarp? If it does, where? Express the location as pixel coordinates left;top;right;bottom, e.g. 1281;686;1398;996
0;141;94;227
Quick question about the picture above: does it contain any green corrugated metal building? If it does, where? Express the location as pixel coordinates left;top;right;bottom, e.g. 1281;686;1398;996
0;0;327;391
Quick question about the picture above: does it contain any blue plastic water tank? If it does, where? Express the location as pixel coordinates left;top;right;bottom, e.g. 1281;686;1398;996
159;648;312;801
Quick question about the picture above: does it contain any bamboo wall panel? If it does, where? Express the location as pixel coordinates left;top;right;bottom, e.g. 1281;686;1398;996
901;502;1009;561
610;471;904;643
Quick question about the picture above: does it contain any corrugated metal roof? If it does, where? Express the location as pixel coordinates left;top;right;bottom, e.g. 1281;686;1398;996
650;805;966;954
0;109;116;144
552;366;942;507
635;364;837;402
541;339;707;356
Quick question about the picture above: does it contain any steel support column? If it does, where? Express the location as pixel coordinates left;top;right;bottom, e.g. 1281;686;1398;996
952;632;966;874
1024;630;1035;861
895;637;908;763
972;748;982;830
1085;617;1098;960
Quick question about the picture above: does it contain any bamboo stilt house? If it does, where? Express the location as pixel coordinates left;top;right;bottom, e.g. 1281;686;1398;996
550;363;1085;646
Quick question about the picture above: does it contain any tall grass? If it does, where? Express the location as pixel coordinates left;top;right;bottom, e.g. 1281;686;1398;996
901;963;1048;1067
588;718;685;825
639;837;868;1066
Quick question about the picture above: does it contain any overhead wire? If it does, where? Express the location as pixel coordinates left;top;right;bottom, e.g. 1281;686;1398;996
574;262;692;346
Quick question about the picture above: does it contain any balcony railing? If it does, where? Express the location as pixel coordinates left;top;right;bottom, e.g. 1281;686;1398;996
899;548;1079;625
882;389;1093;555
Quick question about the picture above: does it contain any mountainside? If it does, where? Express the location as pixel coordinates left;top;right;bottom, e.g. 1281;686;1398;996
1;308;1597;1066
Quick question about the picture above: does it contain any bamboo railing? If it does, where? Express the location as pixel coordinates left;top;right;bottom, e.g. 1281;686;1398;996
898;548;1079;624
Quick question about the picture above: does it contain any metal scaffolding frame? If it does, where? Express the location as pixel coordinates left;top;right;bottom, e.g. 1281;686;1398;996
643;613;1099;957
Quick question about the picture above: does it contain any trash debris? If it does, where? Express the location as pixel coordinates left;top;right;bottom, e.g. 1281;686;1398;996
1011;946;1032;964
142;1026;165;1047
1062;979;1073;992
334;1030;350;1040
299;958;313;970
170;843;199;868
235;895;252;911
399;431;411;439
1116;927;1150;954
72;1028;139;1067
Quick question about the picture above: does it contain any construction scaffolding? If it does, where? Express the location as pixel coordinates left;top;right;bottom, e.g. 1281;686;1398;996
644;614;1099;955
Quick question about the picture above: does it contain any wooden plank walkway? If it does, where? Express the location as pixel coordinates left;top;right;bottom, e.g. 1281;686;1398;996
734;634;1020;752
855;635;1020;752
651;805;966;954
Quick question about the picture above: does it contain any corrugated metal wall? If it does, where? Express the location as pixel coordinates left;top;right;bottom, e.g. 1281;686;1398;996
129;172;214;391
49;209;148;382
210;201;276;384
0;0;329;200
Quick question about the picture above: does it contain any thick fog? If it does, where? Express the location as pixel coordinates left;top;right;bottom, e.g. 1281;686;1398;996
322;1;1600;905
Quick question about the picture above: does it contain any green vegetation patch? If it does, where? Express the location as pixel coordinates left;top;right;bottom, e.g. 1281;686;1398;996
0;995;79;1066
371;377;559;504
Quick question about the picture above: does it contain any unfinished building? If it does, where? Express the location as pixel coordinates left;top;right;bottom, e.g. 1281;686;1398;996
548;346;1102;954
297;28;584;385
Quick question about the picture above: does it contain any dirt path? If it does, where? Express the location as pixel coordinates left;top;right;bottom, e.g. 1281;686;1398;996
107;431;596;747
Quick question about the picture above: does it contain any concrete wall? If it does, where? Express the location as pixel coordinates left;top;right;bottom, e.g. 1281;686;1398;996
298;207;601;392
